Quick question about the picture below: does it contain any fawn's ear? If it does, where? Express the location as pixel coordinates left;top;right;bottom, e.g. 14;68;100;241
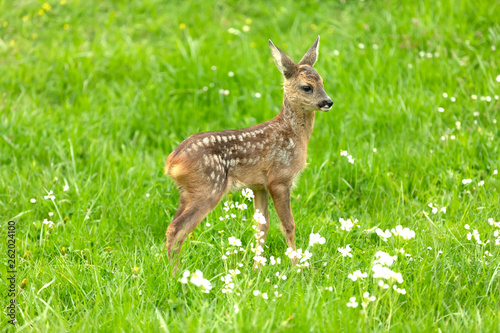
299;36;320;67
269;40;296;77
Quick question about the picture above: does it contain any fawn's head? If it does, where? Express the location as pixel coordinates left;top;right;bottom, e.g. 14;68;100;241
269;37;332;112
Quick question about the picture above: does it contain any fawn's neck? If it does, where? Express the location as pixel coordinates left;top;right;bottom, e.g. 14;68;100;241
277;96;316;144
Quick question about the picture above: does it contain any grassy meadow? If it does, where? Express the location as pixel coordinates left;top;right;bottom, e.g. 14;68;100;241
1;0;500;331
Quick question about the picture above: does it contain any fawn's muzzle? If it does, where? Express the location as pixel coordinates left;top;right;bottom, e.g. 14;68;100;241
318;99;333;111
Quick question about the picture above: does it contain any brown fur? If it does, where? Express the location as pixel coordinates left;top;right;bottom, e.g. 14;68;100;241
164;37;332;267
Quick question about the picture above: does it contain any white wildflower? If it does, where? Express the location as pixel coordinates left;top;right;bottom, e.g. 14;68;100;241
391;225;416;240
228;236;242;247
242;188;254;200
309;233;326;247
338;245;353;257
339;218;359;231
375;228;392;241
44;190;55;200
42;219;54;228
346;296;358;308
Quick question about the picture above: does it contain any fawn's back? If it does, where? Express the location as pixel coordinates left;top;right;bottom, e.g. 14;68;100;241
165;112;308;194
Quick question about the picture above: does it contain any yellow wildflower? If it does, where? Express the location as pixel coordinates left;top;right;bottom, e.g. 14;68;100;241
245;18;252;24
63;23;69;29
3;21;7;27
42;3;52;11
61;0;67;4
32;33;38;39
9;40;15;46
179;23;186;30
22;16;29;22
38;9;44;15
310;24;317;30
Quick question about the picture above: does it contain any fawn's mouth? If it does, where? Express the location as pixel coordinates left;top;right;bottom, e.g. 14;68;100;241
320;106;332;112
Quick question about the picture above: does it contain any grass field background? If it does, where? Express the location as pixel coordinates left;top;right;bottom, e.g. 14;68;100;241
1;0;500;331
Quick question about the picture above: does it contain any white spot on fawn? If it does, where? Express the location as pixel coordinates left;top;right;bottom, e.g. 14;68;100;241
222;136;228;143
203;137;210;146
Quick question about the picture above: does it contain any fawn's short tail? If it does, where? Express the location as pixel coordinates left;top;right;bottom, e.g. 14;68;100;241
164;151;189;181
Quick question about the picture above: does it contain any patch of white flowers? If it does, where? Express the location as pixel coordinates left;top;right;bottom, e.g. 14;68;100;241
428;202;446;215
466;229;484;245
221;274;235;293
340;150;355;164
253;210;267;225
348;270;368;281
339;218;360;231
375;225;415;242
42;219;54;228
346;234;411;309
180;270;212;293
285;248;313;267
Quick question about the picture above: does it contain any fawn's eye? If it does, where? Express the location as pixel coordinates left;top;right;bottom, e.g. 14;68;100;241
302;85;312;92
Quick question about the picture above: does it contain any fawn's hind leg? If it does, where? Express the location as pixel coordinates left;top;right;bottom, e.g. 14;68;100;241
166;190;224;269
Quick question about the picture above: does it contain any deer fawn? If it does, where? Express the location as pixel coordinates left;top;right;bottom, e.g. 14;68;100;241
164;36;332;267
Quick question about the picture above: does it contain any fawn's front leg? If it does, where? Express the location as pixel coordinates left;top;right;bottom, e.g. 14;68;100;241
267;183;297;262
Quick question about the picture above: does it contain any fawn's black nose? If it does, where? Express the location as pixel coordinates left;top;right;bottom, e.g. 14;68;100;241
318;99;333;108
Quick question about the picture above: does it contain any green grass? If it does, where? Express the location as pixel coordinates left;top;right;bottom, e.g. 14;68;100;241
1;0;500;331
